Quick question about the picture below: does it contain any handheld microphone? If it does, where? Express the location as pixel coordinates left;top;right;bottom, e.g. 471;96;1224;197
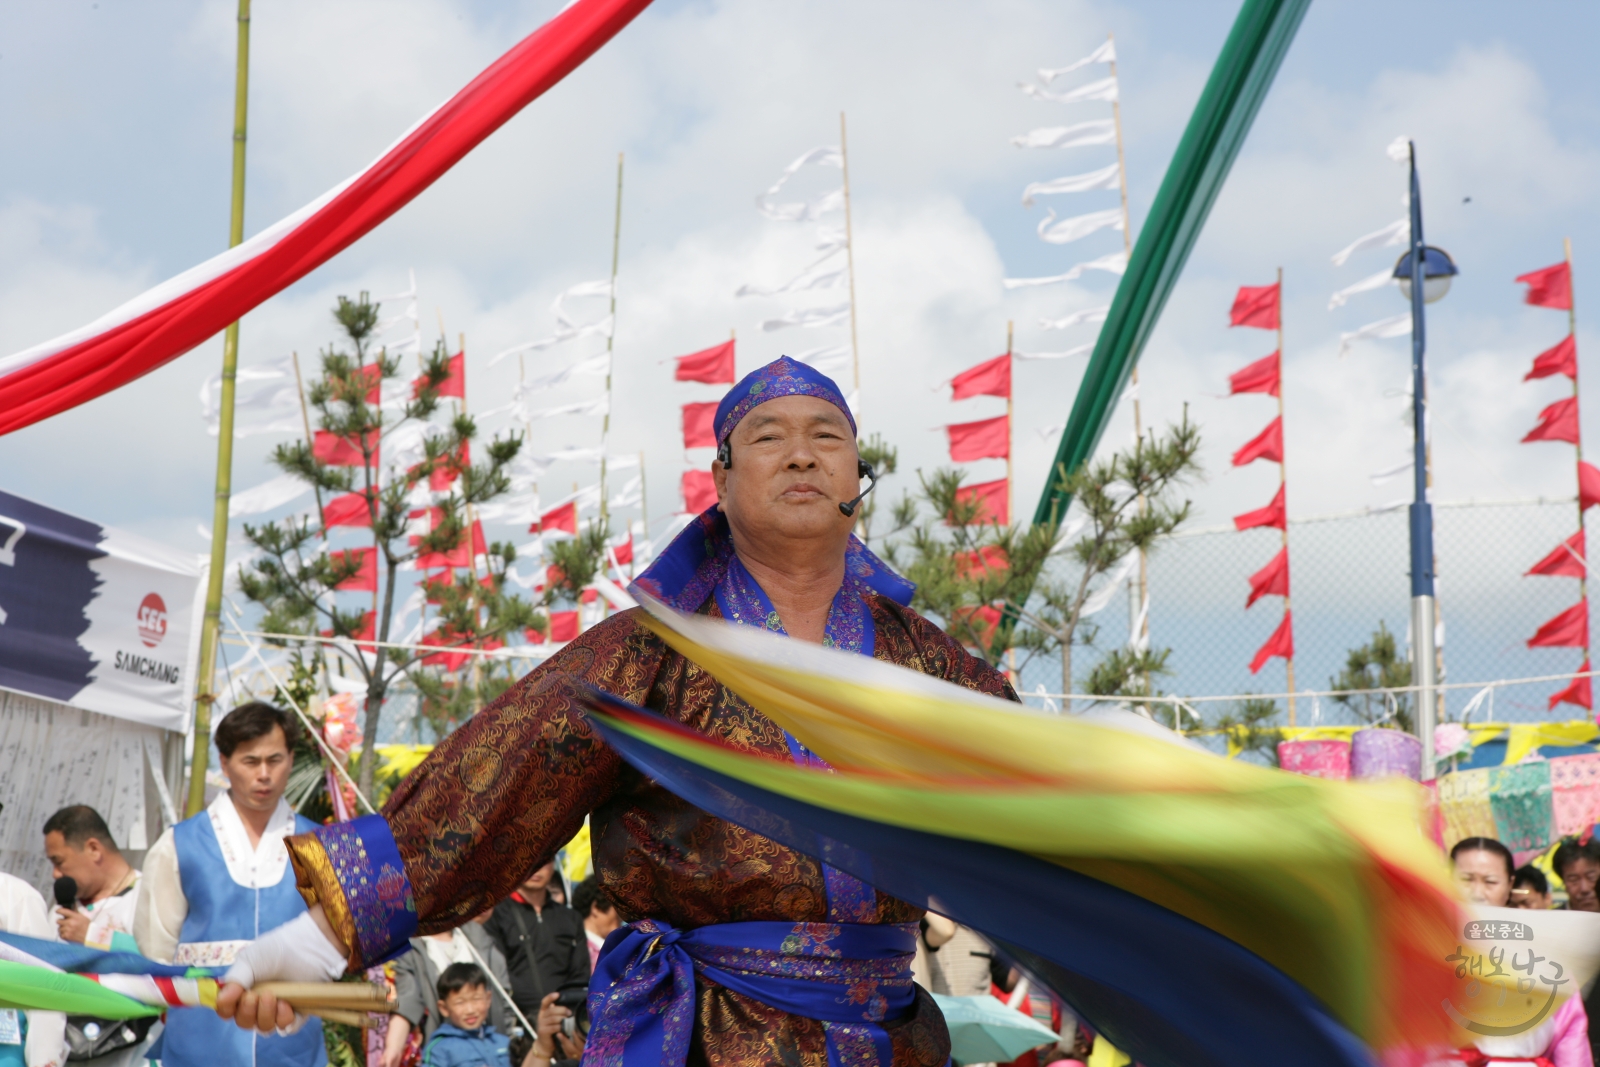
839;461;878;517
54;876;77;910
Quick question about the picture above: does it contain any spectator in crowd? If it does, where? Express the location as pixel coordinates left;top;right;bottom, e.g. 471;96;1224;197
42;806;139;950
1512;864;1554;910
912;913;991;998
517;992;584;1067
0;845;68;1067
1556;835;1600;913
1451;836;1591;1067
133;702;329;1067
483;863;587;1027
1451;836;1517;905
384;918;513;1067
418;964;509;1067
568;878;617;974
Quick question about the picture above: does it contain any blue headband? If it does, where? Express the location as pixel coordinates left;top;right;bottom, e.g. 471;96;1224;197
713;356;856;445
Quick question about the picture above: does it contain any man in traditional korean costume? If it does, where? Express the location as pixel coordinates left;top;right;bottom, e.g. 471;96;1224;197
218;357;1016;1067
134;702;326;1067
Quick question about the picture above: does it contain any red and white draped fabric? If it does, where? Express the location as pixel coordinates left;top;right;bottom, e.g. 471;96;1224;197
1517;253;1592;709
1227;279;1295;682
0;0;652;435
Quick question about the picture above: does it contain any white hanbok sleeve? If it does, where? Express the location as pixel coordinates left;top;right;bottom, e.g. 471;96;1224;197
0;873;69;1067
131;829;186;964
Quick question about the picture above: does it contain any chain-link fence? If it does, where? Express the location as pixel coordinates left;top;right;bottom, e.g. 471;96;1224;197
1015;496;1592;726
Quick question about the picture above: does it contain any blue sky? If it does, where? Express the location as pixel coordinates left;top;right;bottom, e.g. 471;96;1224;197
2;0;1599;701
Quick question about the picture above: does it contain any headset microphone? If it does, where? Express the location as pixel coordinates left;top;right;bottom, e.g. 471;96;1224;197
839;461;877;518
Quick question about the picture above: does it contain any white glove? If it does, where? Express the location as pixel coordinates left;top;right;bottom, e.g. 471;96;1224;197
223;912;347;1035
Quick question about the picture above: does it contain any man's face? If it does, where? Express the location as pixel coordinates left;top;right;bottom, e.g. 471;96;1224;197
521;861;554;895
714;395;860;545
1510;884;1552;910
44;832;103;897
1562;856;1600;912
437;985;490;1031
219;726;292;814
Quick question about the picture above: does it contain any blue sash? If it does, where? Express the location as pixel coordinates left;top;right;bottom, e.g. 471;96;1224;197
584;919;916;1067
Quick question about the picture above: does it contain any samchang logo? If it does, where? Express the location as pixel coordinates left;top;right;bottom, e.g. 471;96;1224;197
137;593;167;648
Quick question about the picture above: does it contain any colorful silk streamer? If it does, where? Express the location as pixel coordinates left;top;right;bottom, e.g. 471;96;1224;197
588;595;1462;1065
0;932;221;1019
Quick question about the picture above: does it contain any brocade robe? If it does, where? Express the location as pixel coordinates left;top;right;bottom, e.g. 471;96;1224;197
290;594;1016;1067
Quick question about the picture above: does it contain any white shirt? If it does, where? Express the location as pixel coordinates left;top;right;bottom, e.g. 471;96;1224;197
0;872;68;1067
422;930;477;975
77;871;141;950
133;792;297;965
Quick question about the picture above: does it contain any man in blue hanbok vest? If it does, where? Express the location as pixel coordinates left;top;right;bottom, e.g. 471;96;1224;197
134;702;326;1067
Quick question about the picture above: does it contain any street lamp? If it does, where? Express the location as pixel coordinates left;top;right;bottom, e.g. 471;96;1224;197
1394;140;1456;781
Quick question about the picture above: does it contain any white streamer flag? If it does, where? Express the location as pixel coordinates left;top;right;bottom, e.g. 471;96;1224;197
1011;120;1116;150
1014;343;1093;361
1370;459;1413;485
760;303;851;332
792;343;851;373
1039;40;1115;82
1338;313;1411;356
520;352;610;393
1003;252;1127;289
1037;207;1123;245
1330;218;1408;267
525;394;610;419
736;255;847;298
489;280;613;365
757;146;844;222
1328;267;1395;310
1022;163;1120;206
1040;305;1111;330
1080;552;1139;617
230;473;311;516
1019;76;1118;105
609;475;643;509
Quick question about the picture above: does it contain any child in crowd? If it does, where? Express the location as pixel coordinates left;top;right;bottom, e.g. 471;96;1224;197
421;964;509;1067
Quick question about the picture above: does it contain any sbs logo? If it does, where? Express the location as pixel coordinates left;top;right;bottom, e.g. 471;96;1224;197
137;593;168;648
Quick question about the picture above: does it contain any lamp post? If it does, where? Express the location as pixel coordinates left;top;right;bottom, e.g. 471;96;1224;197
1393;140;1458;781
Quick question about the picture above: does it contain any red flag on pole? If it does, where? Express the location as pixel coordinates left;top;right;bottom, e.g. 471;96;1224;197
332;547;377;591
428;441;471;491
952;604;1003;647
314;430;378;467
548;610;581;643
950;355;1011;400
1582;461;1600;511
1228;351;1280;397
1527;531;1587;578
1522;397;1581;444
611;534;633;567
1232;416;1284;466
947;415;1010;461
415;351;467;398
951;478;1009;525
674;340;736;384
1525;335;1578;381
1249;611;1294;673
682;470;717;513
1245;548;1290;608
1528;601;1590;649
1234;485;1286;531
1229;284;1280;330
324;490;375;528
681;402;718;449
533;501;578;535
954;545;1010;580
357;364;382;404
1549;661;1594;711
1516;262;1573;311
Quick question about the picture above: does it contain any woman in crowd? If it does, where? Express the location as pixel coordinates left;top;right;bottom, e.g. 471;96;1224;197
1448;836;1592;1067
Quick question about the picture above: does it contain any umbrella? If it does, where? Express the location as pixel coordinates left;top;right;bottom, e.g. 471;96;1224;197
930;993;1059;1065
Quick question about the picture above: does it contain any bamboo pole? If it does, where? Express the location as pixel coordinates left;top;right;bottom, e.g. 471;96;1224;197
599;153;624;528
1276;266;1296;726
1109;32;1150;662
187;0;252;818
841;112;862;402
1570;238;1587;665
